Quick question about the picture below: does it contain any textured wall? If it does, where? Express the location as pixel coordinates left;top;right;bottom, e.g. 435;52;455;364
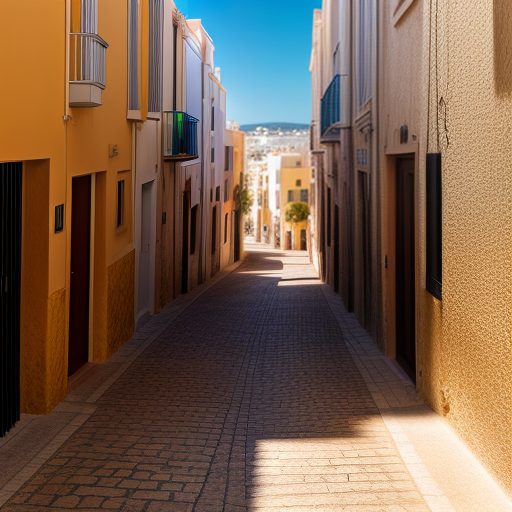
45;288;67;411
107;250;135;358
425;0;512;492
380;0;512;493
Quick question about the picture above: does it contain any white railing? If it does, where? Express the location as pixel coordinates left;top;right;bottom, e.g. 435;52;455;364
70;33;108;89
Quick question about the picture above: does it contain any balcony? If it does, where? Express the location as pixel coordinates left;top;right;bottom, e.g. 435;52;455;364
320;74;349;143
69;33;108;108
163;111;199;162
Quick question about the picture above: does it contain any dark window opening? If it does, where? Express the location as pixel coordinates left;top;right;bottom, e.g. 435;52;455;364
224;213;229;244
117;180;125;227
300;189;309;203
426;153;442;299
224;179;229;202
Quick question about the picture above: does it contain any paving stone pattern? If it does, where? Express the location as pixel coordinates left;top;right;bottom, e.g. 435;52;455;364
2;249;428;511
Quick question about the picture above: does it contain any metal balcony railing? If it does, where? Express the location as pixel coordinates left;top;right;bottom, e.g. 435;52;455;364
163;111;199;161
70;33;108;89
321;74;340;141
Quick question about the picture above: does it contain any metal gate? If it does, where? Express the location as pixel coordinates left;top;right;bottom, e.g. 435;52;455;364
0;162;22;437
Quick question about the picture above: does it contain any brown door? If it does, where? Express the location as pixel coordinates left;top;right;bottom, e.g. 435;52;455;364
68;175;91;376
181;191;190;294
396;157;416;381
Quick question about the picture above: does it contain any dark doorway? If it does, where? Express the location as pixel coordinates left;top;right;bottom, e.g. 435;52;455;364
396;157;416;381
0;162;22;436
320;185;326;281
69;175;91;377
358;171;371;329
333;205;340;292
285;231;292;250
300;229;307;251
234;210;241;262
181;192;190;294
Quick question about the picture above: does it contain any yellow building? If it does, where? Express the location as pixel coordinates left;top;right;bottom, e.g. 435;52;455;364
267;154;312;251
0;0;137;429
222;125;246;268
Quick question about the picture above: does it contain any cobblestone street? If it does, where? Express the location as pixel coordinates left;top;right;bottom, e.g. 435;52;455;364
0;247;508;511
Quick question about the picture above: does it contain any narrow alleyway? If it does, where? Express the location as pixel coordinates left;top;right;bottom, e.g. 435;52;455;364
1;246;505;511
1;246;428;511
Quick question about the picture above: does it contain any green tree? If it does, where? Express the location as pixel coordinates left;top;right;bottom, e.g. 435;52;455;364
285;201;310;224
236;186;254;216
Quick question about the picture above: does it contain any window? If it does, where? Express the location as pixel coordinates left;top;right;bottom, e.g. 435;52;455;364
296;179;302;187
356;0;374;110
225;146;234;171
148;0;163;114
128;0;140;112
300;189;309;203
116;180;125;227
190;206;198;255
211;105;215;131
211;147;215;163
81;0;98;32
224;213;229;243
426;154;442;299
287;190;294;203
172;23;178;109
224;179;229;203
215;186;220;202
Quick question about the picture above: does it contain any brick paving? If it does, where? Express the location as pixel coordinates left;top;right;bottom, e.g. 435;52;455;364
1;248;429;511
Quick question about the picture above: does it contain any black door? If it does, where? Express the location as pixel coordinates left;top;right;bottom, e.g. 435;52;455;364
181;192;190;294
234;210;241;262
333;205;340;292
69;175;91;377
0;162;22;437
396;157;416;381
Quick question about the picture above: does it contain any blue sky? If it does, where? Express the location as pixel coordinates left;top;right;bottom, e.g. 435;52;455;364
176;0;322;125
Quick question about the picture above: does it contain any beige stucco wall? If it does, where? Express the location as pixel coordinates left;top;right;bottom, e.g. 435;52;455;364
425;0;512;492
381;0;512;493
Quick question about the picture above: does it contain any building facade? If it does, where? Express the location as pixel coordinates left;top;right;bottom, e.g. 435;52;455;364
311;0;512;494
266;154;312;251
0;0;241;437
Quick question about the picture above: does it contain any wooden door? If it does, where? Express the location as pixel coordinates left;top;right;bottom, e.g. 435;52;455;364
0;162;22;436
181;191;190;294
396;157;416;381
333;205;340;292
138;182;152;316
68;175;91;377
